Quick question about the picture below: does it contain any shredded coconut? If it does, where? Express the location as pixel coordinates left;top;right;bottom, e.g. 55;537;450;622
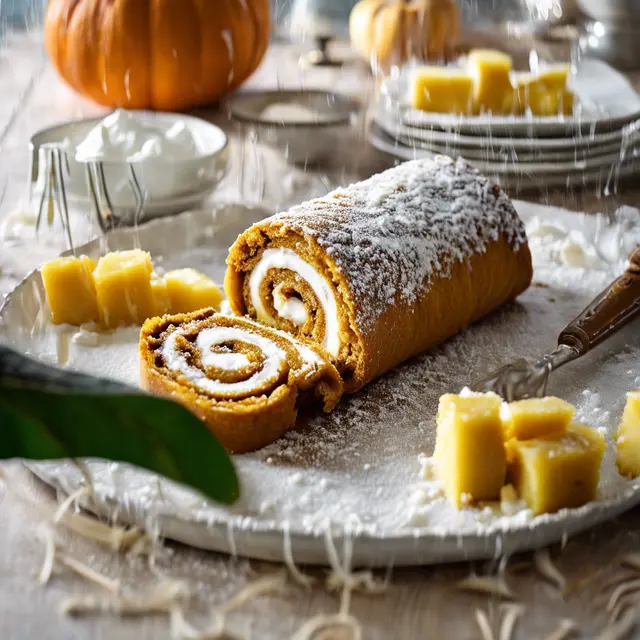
291;613;363;640
457;575;515;600
270;157;527;332
169;608;225;639
534;549;567;593
607;579;640;613
598;608;637;640
283;521;315;588
544;619;579;640
37;528;57;585
57;510;147;552
621;553;640;571
475;608;495;640
217;570;287;615
58;552;121;594
62;580;189;617
499;604;525;640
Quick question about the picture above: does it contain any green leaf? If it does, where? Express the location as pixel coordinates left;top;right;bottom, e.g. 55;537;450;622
0;344;239;505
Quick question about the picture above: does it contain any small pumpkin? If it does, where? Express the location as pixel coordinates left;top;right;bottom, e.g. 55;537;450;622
349;0;460;69
44;0;270;111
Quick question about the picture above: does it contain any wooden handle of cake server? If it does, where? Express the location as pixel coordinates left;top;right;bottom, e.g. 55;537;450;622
557;246;640;355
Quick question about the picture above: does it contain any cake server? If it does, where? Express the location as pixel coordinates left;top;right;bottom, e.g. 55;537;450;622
471;246;640;401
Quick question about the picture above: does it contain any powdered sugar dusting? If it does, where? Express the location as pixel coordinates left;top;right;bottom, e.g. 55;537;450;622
271;157;527;331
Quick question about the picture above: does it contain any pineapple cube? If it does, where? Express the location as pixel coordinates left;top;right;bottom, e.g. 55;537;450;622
512;69;574;116
616;391;640;477
506;423;605;515
502;396;575;441
151;275;171;316
163;268;223;314
537;65;571;90
93;250;156;328
467;49;514;114
411;67;474;114
434;392;506;507
525;86;574;116
41;255;100;326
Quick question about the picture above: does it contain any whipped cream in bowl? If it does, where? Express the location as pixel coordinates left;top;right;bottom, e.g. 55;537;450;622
31;109;229;216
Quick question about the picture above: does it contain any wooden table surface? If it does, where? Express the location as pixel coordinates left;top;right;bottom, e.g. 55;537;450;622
2;31;640;640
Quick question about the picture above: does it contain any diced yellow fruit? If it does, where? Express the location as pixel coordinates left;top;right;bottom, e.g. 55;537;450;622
163;268;223;314
559;89;575;115
41;255;100;326
512;71;574;116
93;250;156;329
506;423;605;516
537;65;570;90
503;396;575;441
527;87;574;116
467;49;513;114
434;392;506;507
411;67;474;114
616;391;640;477
151;275;171;316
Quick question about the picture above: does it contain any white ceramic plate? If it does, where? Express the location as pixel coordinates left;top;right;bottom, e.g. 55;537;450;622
2;203;639;568
386;59;640;137
390;133;631;164
368;122;640;190
374;106;640;153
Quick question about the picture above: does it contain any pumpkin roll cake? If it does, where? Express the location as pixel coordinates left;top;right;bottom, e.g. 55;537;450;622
139;309;343;453
225;156;533;392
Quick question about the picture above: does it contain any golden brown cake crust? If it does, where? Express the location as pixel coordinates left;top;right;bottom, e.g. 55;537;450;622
225;157;532;392
139;309;343;453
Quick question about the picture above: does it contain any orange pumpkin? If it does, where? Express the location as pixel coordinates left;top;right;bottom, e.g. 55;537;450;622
349;0;459;69
44;0;270;111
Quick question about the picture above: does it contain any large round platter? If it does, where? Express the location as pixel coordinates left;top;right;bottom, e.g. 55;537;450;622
2;202;639;567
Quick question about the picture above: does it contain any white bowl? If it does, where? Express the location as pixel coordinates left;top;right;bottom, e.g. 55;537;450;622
227;90;359;165
29;112;229;217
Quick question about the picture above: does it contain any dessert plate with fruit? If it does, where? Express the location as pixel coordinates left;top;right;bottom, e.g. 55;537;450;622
2;199;639;567
380;55;640;138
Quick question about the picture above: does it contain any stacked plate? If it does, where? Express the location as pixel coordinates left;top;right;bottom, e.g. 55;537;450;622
370;59;640;191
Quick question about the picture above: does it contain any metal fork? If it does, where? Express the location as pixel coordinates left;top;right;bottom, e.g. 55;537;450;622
472;247;640;401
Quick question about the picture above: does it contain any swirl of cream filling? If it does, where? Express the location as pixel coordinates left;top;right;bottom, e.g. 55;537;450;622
160;326;287;396
248;247;340;357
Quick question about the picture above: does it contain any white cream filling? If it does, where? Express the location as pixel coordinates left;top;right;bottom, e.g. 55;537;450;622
248;248;341;357
202;351;250;371
161;326;286;395
272;283;308;327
